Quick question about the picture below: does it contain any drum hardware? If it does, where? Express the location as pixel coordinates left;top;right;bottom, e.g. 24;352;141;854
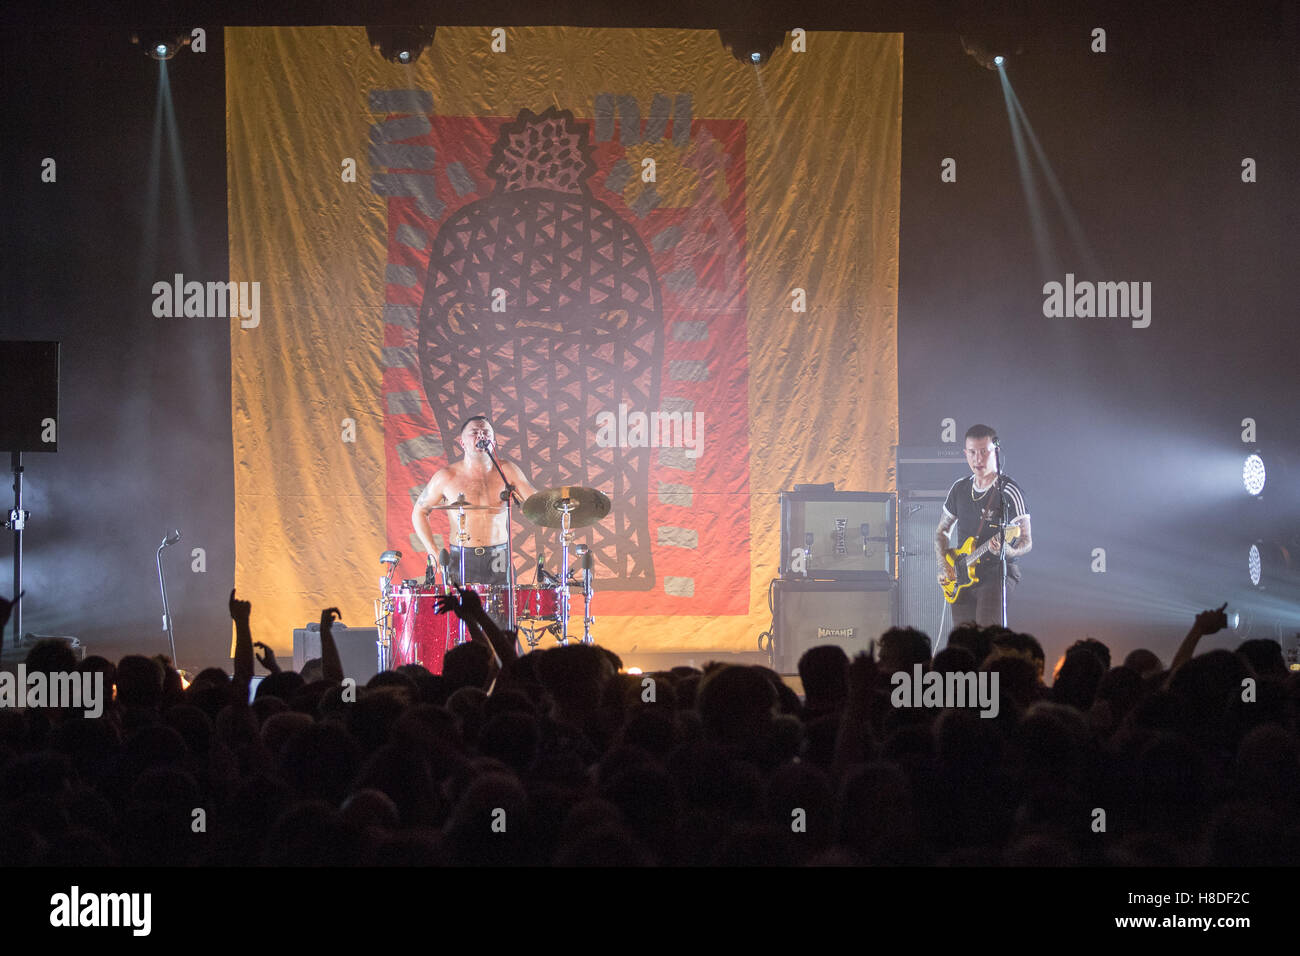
523;486;610;645
375;550;402;673
375;484;609;669
575;544;595;645
388;583;495;674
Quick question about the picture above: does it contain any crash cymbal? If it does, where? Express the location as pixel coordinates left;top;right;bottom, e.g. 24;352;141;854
522;486;612;529
427;494;498;512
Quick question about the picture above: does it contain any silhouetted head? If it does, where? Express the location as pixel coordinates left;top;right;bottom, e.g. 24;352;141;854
797;645;849;713
1122;648;1163;678
1236;639;1287;678
116;655;165;710
25;638;77;674
878;627;932;673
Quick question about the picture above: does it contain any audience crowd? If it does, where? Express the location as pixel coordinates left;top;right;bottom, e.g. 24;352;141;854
1;591;1297;866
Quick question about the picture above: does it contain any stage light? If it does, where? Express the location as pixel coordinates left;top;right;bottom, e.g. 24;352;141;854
961;34;1025;71
366;26;436;64
1243;453;1266;496
718;28;786;66
131;31;192;61
1249;543;1262;587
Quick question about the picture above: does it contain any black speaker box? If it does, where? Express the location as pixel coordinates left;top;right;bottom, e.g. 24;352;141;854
895;444;966;494
291;626;381;683
897;493;952;643
773;580;895;673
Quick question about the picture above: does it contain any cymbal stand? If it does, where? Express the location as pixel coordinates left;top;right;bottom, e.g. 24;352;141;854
453;505;469;644
575;544;594;645
555;497;578;645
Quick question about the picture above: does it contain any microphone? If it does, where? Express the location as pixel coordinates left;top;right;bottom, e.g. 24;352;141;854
475;438;491;451
536;552;560;586
161;530;181;548
581;550;594;591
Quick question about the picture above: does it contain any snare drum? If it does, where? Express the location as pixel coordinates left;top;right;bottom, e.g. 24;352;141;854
390;584;492;674
509;585;560;621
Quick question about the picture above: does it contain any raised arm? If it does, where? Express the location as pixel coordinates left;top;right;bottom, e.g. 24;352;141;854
1167;603;1228;679
319;607;345;683
229;589;255;702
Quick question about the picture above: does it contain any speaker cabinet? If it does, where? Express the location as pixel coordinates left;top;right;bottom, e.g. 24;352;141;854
897;493;951;643
773;580;895;673
779;491;895;581
291;626;381;683
895;444;966;495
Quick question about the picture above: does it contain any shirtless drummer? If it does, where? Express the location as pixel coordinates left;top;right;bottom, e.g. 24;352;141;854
410;415;539;589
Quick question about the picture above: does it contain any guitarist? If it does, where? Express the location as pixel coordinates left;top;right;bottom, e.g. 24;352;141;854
935;424;1033;627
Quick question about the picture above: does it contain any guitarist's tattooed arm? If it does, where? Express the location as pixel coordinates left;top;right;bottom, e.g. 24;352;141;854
936;512;958;583
990;515;1033;559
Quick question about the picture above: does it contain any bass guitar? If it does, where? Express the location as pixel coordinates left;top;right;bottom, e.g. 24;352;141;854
941;525;1022;604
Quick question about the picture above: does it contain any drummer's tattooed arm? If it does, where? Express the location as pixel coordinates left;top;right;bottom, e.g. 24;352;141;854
411;468;453;557
508;461;539;506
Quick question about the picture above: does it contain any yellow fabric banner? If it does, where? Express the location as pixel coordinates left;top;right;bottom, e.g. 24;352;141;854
227;26;900;662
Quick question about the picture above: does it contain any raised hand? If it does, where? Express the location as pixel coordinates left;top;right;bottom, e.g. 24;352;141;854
252;641;280;673
1194;602;1229;635
0;591;19;631
456;587;485;617
229;589;251;622
434;587;484;620
320;607;342;631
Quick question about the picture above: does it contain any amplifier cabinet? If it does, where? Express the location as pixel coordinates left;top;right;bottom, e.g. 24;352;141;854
773;579;896;673
779;490;895;581
291;626;381;683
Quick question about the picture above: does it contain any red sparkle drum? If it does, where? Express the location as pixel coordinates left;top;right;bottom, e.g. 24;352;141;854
509;585;560;621
390;585;491;674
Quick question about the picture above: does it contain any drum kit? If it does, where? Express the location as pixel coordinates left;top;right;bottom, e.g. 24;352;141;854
374;485;611;674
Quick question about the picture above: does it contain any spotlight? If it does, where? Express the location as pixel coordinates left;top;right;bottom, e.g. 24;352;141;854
718;27;786;66
1249;543;1262;587
366;25;436;64
960;34;1025;71
131;31;192;61
1243;453;1266;496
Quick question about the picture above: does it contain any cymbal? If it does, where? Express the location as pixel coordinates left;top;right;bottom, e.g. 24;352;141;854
522;486;612;529
427;494;498;512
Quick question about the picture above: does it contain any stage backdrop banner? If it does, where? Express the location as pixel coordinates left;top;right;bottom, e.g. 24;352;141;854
227;27;900;659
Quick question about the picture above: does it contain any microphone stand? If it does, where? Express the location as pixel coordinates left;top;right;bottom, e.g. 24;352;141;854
156;532;181;667
480;442;521;634
995;444;1009;629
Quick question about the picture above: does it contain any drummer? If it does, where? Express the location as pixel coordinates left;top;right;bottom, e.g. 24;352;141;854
411;414;539;588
